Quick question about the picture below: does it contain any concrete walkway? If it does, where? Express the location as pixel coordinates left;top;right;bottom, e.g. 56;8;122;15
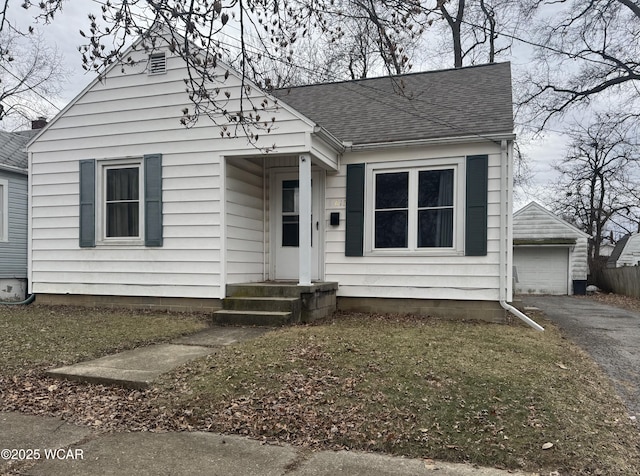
46;327;271;389
0;412;535;476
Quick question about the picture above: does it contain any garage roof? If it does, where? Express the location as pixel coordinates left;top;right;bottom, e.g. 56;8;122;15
513;202;590;241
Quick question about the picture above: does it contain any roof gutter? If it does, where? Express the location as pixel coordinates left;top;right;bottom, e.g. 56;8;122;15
0;163;27;175
347;133;516;152
498;139;544;332
313;125;346;153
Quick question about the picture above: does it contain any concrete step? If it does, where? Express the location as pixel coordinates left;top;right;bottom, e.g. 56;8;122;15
212;310;292;327
226;283;302;298
222;296;301;313
226;282;338;298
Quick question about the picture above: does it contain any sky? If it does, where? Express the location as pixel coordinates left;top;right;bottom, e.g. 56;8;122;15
3;1;571;208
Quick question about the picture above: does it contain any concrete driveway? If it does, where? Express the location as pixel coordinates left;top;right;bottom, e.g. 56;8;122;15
521;295;640;420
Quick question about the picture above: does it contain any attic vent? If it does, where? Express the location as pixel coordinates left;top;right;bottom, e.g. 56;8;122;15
148;52;166;75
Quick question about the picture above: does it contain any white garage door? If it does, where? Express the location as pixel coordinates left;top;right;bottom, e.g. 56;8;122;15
513;247;569;295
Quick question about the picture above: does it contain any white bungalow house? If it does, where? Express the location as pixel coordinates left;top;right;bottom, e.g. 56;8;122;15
26;34;519;323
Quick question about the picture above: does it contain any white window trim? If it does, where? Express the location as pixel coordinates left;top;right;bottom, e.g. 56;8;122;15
0;178;8;242
96;159;145;246
365;157;465;256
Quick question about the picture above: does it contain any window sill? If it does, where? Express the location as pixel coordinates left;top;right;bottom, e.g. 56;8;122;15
365;249;465;257
96;239;146;248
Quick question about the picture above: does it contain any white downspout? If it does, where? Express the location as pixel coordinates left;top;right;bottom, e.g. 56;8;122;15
498;140;544;332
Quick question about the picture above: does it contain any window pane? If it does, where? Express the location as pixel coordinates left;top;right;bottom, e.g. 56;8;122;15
282;215;299;247
418;209;453;247
282;180;299;213
375;210;408;248
418;170;453;207
107;168;139;201
375;172;408;209
107;203;139;237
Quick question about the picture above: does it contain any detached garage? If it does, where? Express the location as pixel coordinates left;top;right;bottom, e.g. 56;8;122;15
513;202;589;295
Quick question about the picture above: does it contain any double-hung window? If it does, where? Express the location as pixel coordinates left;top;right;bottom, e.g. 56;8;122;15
346;156;487;257
79;154;163;248
370;162;459;252
104;164;141;239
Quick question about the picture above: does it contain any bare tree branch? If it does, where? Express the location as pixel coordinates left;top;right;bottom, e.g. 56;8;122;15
519;0;640;128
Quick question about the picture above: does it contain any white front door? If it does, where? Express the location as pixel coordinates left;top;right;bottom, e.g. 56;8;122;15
272;171;323;280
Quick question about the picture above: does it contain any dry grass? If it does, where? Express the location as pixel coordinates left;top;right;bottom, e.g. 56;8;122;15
157;312;640;475
0;304;208;376
586;292;640;313
1;305;639;474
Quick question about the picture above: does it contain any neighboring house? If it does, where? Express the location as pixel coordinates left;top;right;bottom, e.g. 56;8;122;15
607;234;640;268
27;34;517;321
512;202;589;295
0;128;38;300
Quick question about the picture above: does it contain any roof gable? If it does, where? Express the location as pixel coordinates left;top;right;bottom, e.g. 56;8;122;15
0;129;37;171
271;62;513;145
607;234;630;266
28;29;319;150
513;202;590;239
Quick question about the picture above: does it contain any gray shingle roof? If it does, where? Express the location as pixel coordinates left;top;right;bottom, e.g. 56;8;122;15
0;129;38;170
607;234;630;268
271;62;513;145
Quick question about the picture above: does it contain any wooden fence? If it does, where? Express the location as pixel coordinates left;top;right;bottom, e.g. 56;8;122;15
597;267;640;298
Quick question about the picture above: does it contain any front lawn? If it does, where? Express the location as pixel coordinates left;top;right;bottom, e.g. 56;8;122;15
0;304;208;376
158;312;640;475
1;305;638;474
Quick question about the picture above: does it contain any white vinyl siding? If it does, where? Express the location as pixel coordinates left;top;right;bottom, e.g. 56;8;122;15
325;143;504;302
28;42;317;299
226;158;265;284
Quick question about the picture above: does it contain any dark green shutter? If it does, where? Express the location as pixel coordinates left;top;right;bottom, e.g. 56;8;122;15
79;159;96;248
144;154;163;247
465;155;488;256
345;163;365;256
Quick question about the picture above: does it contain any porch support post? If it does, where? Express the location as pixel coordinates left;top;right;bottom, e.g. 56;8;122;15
298;153;312;286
